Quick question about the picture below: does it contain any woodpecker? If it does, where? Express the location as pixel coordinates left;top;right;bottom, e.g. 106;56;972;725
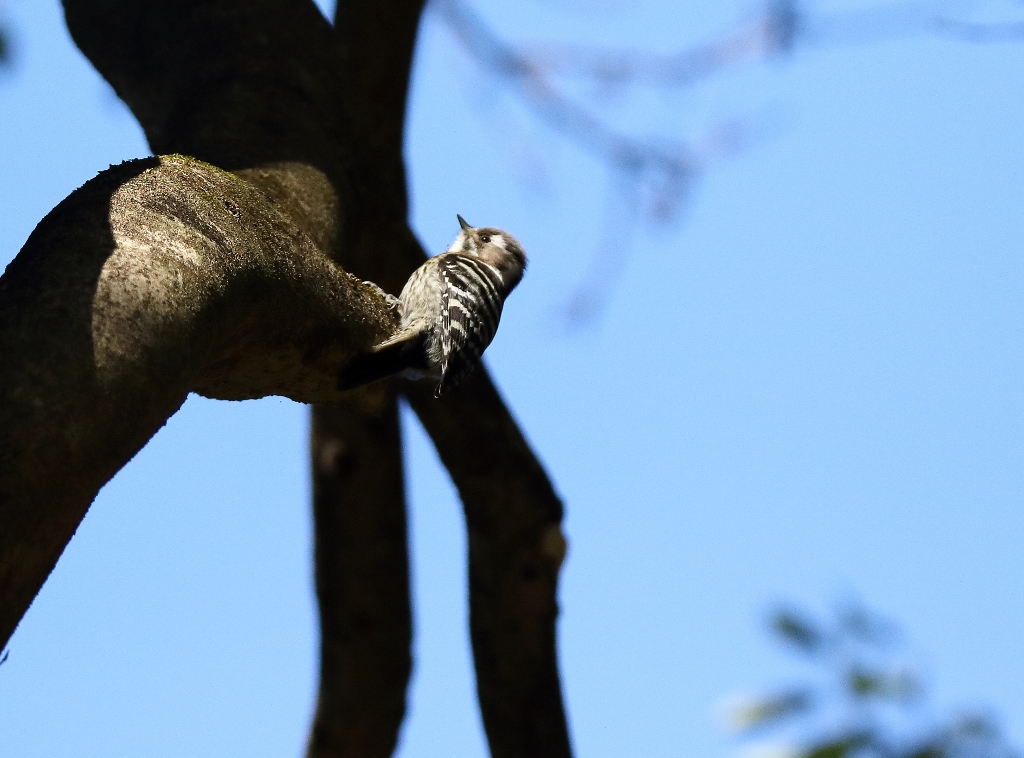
339;215;527;397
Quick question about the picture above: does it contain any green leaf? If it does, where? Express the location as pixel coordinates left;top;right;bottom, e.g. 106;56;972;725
802;734;870;758
847;666;919;700
725;690;812;732
772;609;822;653
950;714;996;737
904;745;944;758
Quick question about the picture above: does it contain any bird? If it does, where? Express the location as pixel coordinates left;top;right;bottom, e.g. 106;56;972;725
339;215;527;397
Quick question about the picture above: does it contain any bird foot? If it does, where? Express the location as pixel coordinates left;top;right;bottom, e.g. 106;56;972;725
362;280;402;310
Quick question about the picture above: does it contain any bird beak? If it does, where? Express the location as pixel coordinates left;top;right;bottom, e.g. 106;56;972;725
457;214;471;231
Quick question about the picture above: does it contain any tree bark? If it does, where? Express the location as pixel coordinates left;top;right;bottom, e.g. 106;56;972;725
4;1;576;755
0;153;396;648
309;395;411;758
406;378;570;757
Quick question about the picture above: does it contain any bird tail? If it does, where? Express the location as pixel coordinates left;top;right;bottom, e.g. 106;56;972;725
338;331;428;391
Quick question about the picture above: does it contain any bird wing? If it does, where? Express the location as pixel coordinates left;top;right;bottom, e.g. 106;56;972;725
437;255;504;396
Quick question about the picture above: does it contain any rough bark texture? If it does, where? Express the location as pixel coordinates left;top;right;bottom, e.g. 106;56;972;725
0;1;573;755
0;153;396;649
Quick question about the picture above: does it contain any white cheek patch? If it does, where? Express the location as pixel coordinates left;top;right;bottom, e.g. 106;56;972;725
492;234;506;250
447;231;467;253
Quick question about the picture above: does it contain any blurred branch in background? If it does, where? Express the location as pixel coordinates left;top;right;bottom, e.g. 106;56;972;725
0;23;10;69
0;0;12;70
432;0;1024;326
723;602;1020;758
433;0;764;326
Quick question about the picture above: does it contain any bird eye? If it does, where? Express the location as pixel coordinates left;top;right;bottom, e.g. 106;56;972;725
480;235;491;243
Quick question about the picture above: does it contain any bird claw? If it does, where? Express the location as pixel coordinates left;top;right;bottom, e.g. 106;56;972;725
362;280;401;310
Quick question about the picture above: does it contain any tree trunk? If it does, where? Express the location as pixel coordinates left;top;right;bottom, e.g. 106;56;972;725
0;1;573;755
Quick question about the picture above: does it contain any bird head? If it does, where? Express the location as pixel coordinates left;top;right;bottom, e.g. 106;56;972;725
447;214;528;291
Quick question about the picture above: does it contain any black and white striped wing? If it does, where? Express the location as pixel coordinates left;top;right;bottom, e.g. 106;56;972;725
437;255;504;396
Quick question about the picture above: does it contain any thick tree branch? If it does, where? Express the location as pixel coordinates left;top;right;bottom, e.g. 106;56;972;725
0;154;396;648
63;6;420;755
333;4;571;753
62;0;354;261
406;376;570;758
58;2;572;756
333;0;426;168
309;395;411;758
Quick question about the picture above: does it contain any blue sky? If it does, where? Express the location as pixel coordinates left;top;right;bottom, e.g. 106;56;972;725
1;1;1023;756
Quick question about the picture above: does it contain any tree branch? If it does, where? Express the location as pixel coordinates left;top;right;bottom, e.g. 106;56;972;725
57;2;572;756
405;376;571;758
63;6;421;755
0;154;396;648
309;395;411;758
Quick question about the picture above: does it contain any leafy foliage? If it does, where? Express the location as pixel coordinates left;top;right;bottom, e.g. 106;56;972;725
726;603;1018;758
